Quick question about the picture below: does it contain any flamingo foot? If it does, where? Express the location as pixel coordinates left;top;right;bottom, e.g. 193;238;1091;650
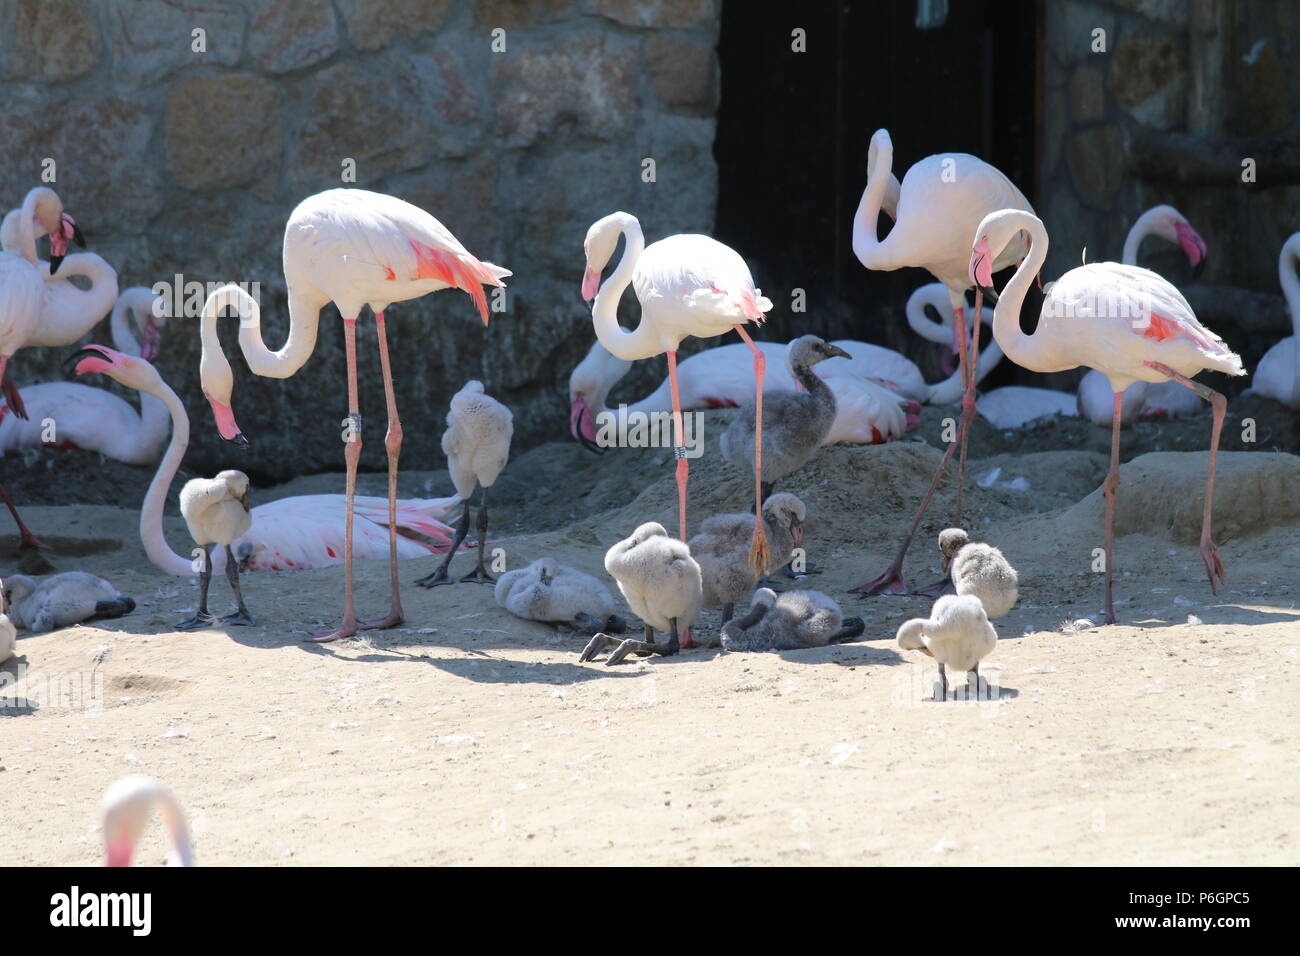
680;626;695;650
912;577;955;598
1102;608;1117;626
307;616;358;643
850;564;909;595
175;611;217;631
414;567;454;588
359;604;402;630
19;529;53;552
1200;538;1226;594
459;565;495;585
220;610;256;627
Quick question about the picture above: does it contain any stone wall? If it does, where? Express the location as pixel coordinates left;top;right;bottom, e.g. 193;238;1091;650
0;0;721;481
1042;0;1300;386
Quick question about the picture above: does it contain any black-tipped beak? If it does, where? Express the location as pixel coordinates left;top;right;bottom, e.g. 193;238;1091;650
63;346;103;376
977;284;998;305
1191;255;1206;281
49;254;64;276
72;224;86;248
228;433;250;448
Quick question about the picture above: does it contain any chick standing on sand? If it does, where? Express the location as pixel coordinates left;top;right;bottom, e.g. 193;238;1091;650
494;557;626;634
416;380;513;587
3;572;135;633
580;521;703;666
896;594;998;701
937;528;1018;618
178;469;254;630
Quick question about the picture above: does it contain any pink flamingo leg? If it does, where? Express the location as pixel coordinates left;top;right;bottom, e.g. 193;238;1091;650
733;324;772;574
1103;390;1123;625
665;350;695;649
854;301;971;596
359;310;404;630
1144;361;1228;593
308;317;362;643
0;483;49;551
666;350;688;541
952;292;982;527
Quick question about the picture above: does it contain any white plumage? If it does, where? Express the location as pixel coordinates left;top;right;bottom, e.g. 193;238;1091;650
102;775;193;867
604;522;703;634
442;380;513;500
181;470;253;552
3;572;135;633
1251;231;1300;408
0;579;16;663
720;587;864;652
897;594;998;699
978;385;1079;430
494;557;623;632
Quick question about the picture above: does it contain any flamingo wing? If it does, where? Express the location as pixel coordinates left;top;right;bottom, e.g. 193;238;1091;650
634;234;771;325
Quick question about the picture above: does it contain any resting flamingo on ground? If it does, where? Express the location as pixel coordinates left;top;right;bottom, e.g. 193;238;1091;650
1;196;115;351
1078;205;1210;425
1;288;170;463
1249;231;1300;408
68;346;460;585
197;191;509;642
969;209;1244;624
851;128;1036;595
569;337;917;449
582;211;774;580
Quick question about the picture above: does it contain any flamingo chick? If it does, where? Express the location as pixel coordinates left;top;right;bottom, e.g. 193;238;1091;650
718;587;865;652
494;557;626;634
970;209;1245;623
1;578;15;663
937;528;1018;618
579;521;703;666
3;572;135;633
690;492;805;625
720;336;850;502
102;775;193;867
415;380;513;587
896;594;997;701
178;470;254;630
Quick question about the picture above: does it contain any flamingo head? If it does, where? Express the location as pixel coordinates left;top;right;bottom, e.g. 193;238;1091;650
569;395;602;452
762;492;806;554
969;237;995;292
1174;220;1208;279
581;213;629;303
65;344;153;387
938;527;970;572
48;212;85;276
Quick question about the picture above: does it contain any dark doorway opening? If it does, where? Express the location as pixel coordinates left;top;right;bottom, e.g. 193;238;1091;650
714;0;1040;388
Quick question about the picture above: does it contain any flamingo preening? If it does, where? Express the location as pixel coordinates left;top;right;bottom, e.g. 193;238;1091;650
850;129;1036;594
969;209;1244;624
1251;231;1300;408
582;211;774;586
198;190;508;642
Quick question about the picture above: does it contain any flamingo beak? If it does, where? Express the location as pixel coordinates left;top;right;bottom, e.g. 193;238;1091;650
140;317;162;362
791;522;804;551
969;238;995;295
1175;222;1208;279
204;391;248;446
105;834;133;867
569;396;603;454
826;345;852;361
64;345;116;377
581;265;601;303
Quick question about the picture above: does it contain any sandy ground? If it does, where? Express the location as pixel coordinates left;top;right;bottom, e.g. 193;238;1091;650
2;405;1298;866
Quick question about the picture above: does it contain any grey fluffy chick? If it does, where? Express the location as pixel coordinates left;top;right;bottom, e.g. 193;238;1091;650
4;572;136;633
689;493;805;622
716;588;864;651
938;528;1018;618
417;380;514;587
580;522;702;666
719;336;851;498
495;557;626;634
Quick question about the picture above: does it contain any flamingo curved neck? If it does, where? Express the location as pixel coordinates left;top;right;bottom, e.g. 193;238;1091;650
905;288;955;345
928;335;1004;405
1281;237;1300;397
1121;210;1160;266
590;220;661;361
137;377;199;577
851;131;897;270
200;285;321;395
26;254;119;346
13;189;48;265
990;214;1059;373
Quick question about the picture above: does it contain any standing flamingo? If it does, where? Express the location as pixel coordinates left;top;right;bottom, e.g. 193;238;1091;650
1250;231;1300;408
850;129;1035;594
197;190;508;642
582;211;773;582
969;209;1244;623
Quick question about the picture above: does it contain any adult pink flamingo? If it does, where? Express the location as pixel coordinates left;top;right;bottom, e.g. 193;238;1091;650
69;345;460;582
1078;205;1210;424
850;129;1035;594
969;209;1244;624
582;211;773;580
198;190;508;642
